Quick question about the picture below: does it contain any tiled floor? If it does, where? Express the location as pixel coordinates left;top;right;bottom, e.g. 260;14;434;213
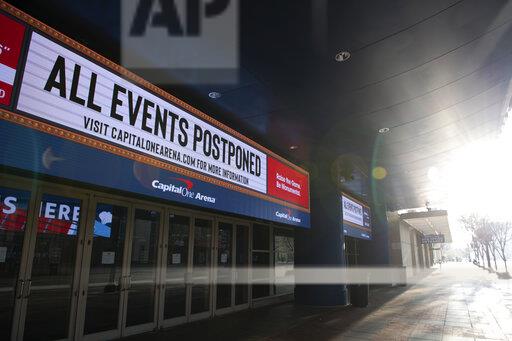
124;263;512;341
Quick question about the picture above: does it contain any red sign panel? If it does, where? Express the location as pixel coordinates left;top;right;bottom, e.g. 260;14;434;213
0;12;25;106
0;205;27;230
0;206;75;235
267;157;309;209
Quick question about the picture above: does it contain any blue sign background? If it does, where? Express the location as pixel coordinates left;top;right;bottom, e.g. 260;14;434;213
0;120;310;228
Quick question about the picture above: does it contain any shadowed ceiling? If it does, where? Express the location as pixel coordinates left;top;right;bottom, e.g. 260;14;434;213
9;0;512;211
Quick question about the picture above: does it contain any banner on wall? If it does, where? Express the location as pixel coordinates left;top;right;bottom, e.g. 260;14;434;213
0;5;310;228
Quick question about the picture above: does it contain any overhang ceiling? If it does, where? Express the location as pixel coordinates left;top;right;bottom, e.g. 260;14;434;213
9;0;512;211
400;210;452;243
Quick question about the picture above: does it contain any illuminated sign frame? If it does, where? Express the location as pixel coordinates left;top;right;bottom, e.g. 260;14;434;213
342;193;371;240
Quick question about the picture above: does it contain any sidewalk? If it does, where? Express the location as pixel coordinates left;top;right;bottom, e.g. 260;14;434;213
124;263;512;341
333;263;512;341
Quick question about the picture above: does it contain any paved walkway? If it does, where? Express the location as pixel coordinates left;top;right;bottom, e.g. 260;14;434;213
335;263;512;341
124;263;512;341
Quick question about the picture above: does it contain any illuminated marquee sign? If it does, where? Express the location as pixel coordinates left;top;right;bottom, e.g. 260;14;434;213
17;32;267;193
0;4;310;227
342;194;371;240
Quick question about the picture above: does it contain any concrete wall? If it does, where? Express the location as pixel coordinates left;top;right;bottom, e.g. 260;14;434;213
387;216;434;279
399;220;414;277
387;212;403;266
387;209;451;282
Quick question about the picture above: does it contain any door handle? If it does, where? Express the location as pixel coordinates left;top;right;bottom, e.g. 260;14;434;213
120;276;126;291
23;279;32;298
15;279;25;299
114;277;121;291
120;276;131;291
126;275;132;290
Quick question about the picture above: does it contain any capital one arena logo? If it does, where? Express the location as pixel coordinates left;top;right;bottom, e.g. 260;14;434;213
275;208;301;223
152;177;216;203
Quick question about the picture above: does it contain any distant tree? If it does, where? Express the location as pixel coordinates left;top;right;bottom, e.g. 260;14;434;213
460;214;493;269
488;223;499;270
475;219;493;270
470;237;481;264
489;221;512;274
464;245;471;261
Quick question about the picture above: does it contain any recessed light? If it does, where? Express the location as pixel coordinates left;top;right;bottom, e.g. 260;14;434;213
335;51;351;62
208;91;221;99
289;145;299;150
378;127;390;134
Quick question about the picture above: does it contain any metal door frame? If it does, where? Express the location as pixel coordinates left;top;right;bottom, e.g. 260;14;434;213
212;218;235;316
158;208;191;328
122;203;165;337
16;182;91;341
213;218;252;315
233;221;252;312
0;173;290;338
76;196;133;341
0;175;40;341
188;213;215;322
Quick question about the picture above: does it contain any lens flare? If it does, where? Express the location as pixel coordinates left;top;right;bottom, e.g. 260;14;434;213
372;166;387;180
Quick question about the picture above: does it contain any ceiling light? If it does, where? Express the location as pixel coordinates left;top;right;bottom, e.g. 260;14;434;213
289;145;299;150
335;51;351;62
208;91;221;99
378;127;390;134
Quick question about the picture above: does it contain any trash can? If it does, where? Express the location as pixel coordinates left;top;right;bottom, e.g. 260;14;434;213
349;283;369;307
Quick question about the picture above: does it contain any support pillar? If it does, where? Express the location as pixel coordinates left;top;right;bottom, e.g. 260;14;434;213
295;150;347;306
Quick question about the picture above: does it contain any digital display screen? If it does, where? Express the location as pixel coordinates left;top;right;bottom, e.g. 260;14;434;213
18;32;269;193
342;194;371;240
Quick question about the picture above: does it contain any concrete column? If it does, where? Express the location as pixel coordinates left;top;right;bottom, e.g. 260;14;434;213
409;229;418;273
358;201;390;266
423;244;430;268
295;150;347;306
386;212;403;266
417;233;425;268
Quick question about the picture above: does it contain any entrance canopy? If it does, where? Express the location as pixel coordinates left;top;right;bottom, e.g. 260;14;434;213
400;210;452;243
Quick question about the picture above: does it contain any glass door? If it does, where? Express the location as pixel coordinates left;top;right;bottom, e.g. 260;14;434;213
215;221;233;314
274;229;295;295
160;212;190;327
21;190;89;341
189;217;213;321
77;199;130;340
251;224;271;300
123;207;162;336
234;224;250;309
214;221;250;314
0;186;34;341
